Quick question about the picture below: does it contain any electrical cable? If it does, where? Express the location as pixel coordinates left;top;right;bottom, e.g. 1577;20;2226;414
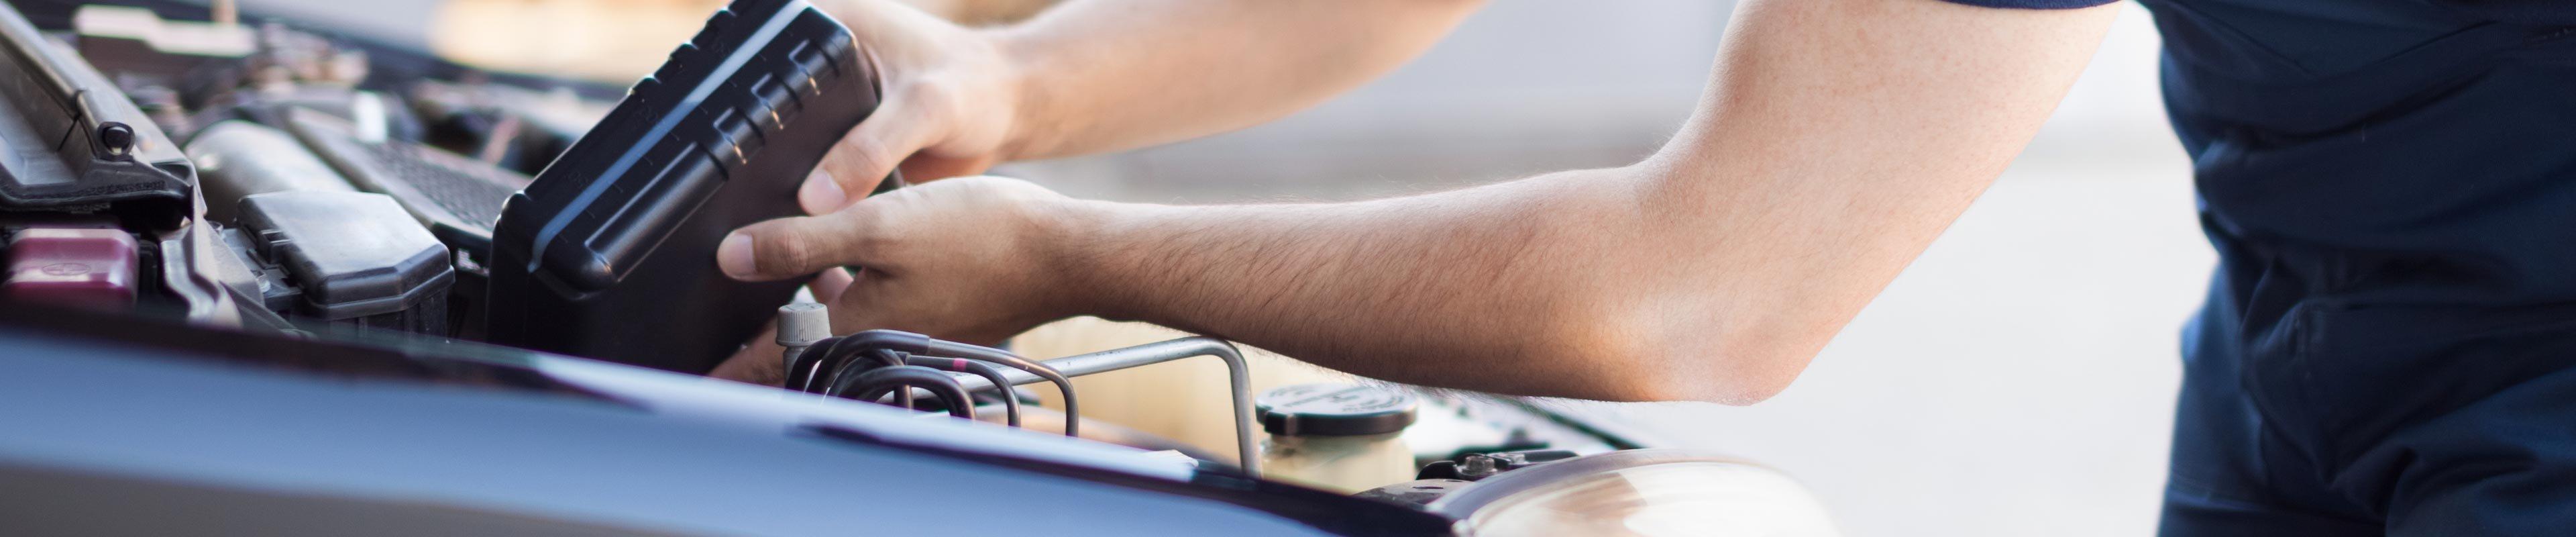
815;347;871;398
820;348;910;399
822;348;916;409
787;330;1078;437
788;336;840;391
830;364;975;420
797;337;913;411
904;355;1021;428
790;331;940;392
796;335;903;393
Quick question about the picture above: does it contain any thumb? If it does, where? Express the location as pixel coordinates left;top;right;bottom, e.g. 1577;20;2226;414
716;209;882;281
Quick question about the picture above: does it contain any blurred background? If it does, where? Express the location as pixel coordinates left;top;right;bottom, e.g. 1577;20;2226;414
256;0;2210;534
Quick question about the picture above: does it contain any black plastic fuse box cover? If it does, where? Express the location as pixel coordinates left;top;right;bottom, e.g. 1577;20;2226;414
237;191;453;334
486;0;885;373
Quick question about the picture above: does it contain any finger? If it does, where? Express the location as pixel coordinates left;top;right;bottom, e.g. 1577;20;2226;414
825;278;906;335
709;322;786;385
894;152;1004;187
810;266;855;302
717;208;883;281
804;88;936;215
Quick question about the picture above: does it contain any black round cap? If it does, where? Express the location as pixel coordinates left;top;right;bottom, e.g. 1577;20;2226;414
1256;383;1418;436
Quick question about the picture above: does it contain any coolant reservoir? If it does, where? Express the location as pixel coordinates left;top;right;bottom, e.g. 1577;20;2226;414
1257;383;1418;493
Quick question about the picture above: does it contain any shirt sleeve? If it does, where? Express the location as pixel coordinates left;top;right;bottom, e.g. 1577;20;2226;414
1936;0;2123;8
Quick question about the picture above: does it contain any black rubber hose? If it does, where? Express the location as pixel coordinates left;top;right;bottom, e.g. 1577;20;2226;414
796;338;911;409
822;348;915;409
905;356;1021;428
806;338;902;391
820;348;912;398
833;365;975;420
790;332;935;392
788;336;841;391
799;330;1077;437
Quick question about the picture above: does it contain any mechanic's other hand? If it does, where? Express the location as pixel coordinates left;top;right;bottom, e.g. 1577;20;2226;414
796;0;1022;215
708;268;857;385
716;176;1091;345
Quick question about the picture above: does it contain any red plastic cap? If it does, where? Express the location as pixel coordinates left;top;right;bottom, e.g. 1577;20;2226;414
4;228;140;311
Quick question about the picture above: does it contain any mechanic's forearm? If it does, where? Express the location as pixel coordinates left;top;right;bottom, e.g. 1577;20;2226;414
1050;166;1778;402
1042;0;2118;403
986;0;1483;160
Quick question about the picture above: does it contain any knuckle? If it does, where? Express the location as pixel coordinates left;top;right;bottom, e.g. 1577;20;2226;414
761;228;820;275
904;77;959;109
834;136;894;173
844;210;902;258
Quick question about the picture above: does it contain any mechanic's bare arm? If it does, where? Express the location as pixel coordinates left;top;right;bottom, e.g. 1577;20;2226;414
798;0;1485;212
725;0;2118;403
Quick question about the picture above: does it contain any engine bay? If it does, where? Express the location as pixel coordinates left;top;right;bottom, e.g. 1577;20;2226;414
0;1;1833;534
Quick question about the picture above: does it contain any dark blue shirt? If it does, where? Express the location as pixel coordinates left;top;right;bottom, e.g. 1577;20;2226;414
1945;3;2576;524
1943;1;2576;343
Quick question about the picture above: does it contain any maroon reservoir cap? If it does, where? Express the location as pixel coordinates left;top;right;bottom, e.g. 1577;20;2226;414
1257;383;1419;437
3;228;138;311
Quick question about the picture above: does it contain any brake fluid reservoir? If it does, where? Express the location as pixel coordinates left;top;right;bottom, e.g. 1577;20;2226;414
1257;383;1419;493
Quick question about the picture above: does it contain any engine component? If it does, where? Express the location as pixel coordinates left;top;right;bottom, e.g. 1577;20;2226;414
835;364;976;420
1354;479;1472;507
902;354;1021;428
485;0;894;373
0;4;195;229
408;79;606;175
281;106;528;261
796;330;1074;436
2;227;138;311
233;191;453;334
820;347;913;402
930;336;1265;476
1428;449;1841;537
1416;448;1581;481
69;5;256;86
1256;383;1419;493
773;301;831;373
184;120;356;224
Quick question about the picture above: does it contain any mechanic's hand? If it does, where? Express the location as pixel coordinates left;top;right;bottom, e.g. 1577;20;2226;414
798;0;1022;214
709;176;1094;383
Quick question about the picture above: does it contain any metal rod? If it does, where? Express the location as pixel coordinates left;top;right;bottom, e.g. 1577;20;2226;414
928;337;1262;477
